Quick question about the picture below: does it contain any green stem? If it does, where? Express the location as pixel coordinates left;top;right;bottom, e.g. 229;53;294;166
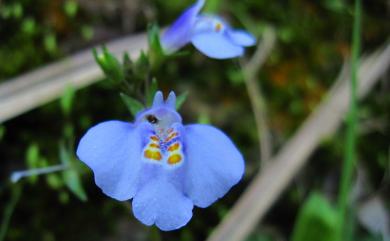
0;184;22;241
337;0;361;238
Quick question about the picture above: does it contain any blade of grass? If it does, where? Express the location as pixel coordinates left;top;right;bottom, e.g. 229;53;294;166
337;0;361;239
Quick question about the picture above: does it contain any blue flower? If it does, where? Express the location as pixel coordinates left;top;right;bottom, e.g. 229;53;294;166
76;91;245;231
161;0;256;59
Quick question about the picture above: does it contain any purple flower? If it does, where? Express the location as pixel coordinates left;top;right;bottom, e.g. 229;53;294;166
76;91;245;231
161;0;256;59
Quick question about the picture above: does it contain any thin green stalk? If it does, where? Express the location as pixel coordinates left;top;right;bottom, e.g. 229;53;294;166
337;0;361;237
0;184;22;241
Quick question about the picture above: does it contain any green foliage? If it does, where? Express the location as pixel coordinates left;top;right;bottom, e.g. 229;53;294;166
43;33;58;53
0;3;23;19
81;25;94;40
338;1;361;239
146;78;158;107
0;184;22;241
64;0;78;18
176;91;189;110
46;174;63;190
204;0;221;12
60;85;76;117
93;47;124;85
60;142;88;202
291;192;340;241
147;23;165;68
25;144;42;183
120;93;145;117
21;18;36;35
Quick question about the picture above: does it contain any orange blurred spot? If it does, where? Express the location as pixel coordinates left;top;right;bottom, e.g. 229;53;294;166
149;143;160;148
215;23;222;32
168;154;182;165
168;143;180;152
150;136;159;141
165;132;178;142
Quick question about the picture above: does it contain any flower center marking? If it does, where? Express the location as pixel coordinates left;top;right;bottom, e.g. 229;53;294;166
215;22;222;32
142;127;184;167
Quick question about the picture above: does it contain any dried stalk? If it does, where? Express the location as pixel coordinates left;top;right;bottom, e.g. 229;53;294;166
241;27;276;166
207;43;390;241
0;33;147;123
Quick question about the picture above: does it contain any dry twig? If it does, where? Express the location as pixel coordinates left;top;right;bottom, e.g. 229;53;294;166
241;27;276;166
0;33;147;123
207;43;390;241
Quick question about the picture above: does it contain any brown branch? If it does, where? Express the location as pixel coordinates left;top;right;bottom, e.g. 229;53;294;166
206;43;390;241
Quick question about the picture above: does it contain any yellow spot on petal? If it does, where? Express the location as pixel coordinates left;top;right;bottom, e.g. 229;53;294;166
215;23;222;32
149;143;160;148
168;154;182;165
168;142;180;152
150;136;159;141
144;150;162;161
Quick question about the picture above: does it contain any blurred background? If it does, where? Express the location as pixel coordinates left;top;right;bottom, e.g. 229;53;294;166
0;0;388;241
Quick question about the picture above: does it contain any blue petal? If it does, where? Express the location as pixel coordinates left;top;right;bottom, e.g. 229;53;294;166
152;91;164;107
183;124;245;208
191;32;244;59
161;0;205;53
227;29;256;46
77;121;149;201
132;176;193;231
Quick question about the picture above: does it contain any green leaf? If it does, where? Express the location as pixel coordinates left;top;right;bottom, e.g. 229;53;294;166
93;47;124;84
12;3;23;19
146;78;158;107
148;23;164;55
175;91;188;110
291;192;340;241
25;143;41;184
120;93;144;116
26;144;40;169
46;174;63;190
21;18;36;35
44;33;57;53
147;23;165;68
134;51;150;80
64;0;78;18
60;85;76;116
60;142;88;201
81;25;93;40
